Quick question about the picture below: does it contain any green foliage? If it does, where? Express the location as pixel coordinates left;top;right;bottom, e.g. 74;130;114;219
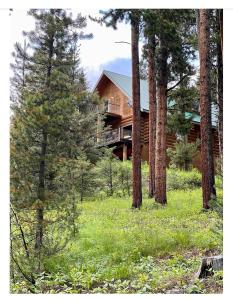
94;148;119;196
167;78;199;137
215;157;223;178
10;8;103;283
11;186;222;293
49;189;222;283
167;168;201;190
167;140;200;170
115;160;132;196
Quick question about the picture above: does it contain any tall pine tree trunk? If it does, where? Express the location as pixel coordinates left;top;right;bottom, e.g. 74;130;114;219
35;34;54;263
148;34;156;198
217;9;223;172
218;10;223;53
155;40;168;205
35;131;47;265
199;9;215;209
131;16;142;208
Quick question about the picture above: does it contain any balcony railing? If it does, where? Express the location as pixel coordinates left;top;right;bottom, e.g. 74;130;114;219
102;126;132;146
104;128;121;145
104;100;120;116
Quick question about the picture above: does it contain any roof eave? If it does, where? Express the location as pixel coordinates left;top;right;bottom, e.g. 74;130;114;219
92;70;106;93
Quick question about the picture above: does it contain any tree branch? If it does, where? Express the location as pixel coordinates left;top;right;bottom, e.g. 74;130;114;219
10;203;30;258
10;252;35;285
166;74;189;93
115;41;131;45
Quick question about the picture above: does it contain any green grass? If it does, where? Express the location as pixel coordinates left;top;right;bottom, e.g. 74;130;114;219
40;188;222;294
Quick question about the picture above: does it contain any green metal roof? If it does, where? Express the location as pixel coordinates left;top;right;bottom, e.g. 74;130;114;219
102;70;149;111
95;70;217;127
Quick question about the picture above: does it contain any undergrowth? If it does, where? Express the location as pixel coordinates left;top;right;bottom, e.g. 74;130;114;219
11;186;223;294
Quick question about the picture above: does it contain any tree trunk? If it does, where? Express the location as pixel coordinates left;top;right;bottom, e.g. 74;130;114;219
131;17;142;208
35;34;54;261
80;173;84;202
148;34;156;198
199;9;216;209
72;192;76;237
217;9;223;173
218;10;223;54
35;131;47;255
155;39;168;205
109;158;113;196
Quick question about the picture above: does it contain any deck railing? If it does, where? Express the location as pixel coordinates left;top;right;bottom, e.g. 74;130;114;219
102;126;132;145
104;100;120;115
104;128;121;145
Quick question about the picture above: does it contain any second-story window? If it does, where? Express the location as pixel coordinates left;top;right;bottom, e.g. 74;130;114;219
122;125;132;140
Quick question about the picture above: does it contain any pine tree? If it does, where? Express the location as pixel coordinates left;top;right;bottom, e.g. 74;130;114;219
152;10;196;204
198;9;216;209
216;9;223;172
98;9;142;208
143;11;157;198
138;10;197;204
131;12;142;208
10;9;99;276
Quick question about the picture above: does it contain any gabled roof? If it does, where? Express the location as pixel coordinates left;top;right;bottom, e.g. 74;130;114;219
94;70;217;127
93;70;149;111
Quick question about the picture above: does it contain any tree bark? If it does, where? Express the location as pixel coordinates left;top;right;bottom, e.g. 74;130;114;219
148;34;156;198
199;9;216;209
195;255;223;278
35;131;47;253
35;34;54;260
131;16;142;208
217;9;223;172
155;39;168;205
218;10;223;54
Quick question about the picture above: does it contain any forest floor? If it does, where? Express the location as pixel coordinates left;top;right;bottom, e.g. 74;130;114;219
12;188;223;294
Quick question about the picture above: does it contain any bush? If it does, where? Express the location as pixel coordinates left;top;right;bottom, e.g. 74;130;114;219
115;160;132;196
167;168;201;190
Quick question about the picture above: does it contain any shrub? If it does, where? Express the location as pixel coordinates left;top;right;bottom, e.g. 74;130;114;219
167;168;201;190
115;160;132;196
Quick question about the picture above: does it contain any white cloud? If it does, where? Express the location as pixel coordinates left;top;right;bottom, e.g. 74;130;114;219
10;9;143;85
77;10;132;71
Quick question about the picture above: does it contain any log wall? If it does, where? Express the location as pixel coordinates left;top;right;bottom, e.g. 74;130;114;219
96;76;220;170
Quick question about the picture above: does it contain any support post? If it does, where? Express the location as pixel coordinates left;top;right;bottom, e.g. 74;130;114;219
123;143;128;161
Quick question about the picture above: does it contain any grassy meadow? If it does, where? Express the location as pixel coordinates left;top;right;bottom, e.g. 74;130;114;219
11;169;223;293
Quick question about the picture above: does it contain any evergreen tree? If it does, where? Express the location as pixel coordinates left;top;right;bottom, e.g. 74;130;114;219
198;9;216;209
167;139;200;170
151;9;196;204
10;9;100;277
216;9;223;172
99;9;198;205
95;148;118;196
167;76;199;139
131;11;142;208
97;9;142;208
143;11;157;198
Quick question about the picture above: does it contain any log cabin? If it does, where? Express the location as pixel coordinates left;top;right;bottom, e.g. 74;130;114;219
93;70;219;170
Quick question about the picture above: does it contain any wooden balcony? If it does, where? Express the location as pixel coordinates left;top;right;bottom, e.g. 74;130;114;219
104;100;120;116
104;128;121;145
103;125;132;146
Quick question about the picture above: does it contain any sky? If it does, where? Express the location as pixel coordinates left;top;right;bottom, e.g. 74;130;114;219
9;9;141;89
